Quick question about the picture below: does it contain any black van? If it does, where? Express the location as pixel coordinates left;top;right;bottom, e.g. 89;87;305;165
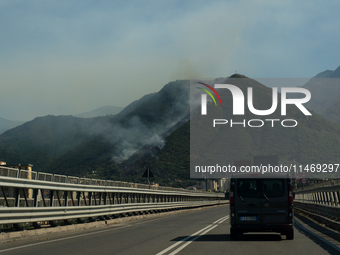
229;173;294;240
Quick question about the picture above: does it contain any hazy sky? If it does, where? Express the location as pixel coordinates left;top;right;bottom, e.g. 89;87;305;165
1;0;339;121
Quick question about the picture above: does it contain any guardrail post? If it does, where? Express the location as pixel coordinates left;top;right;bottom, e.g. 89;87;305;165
333;191;338;206
330;192;335;206
326;192;331;205
56;191;62;206
22;188;29;207
14;188;20;207
109;192;113;205
317;192;322;204
41;189;46;207
318;192;322;204
98;192;102;205
1;187;9;207
324;192;328;205
312;192;316;203
33;189;39;207
49;190;54;207
48;190;57;227
321;192;326;205
89;192;93;206
64;191;69;206
68;191;76;206
325;192;330;205
103;192;107;205
329;192;334;205
119;193;123;204
82;192;87;206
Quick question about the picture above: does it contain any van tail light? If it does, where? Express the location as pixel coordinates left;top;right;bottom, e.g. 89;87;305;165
289;209;292;217
230;183;235;218
288;187;293;205
230;191;234;205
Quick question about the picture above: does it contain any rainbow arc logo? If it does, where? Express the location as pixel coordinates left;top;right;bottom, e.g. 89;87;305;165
197;82;222;115
197;82;222;106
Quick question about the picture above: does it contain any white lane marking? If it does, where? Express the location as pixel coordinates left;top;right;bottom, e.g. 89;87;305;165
168;217;228;255
0;216;171;254
156;216;229;255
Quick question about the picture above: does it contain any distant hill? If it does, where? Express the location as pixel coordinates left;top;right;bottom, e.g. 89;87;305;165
0;115;109;167
0;90;162;172
108;93;156;123
0;117;24;135
76;105;123;118
314;65;340;78
300;65;340;124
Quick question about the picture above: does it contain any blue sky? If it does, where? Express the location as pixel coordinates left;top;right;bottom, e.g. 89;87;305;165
1;0;339;121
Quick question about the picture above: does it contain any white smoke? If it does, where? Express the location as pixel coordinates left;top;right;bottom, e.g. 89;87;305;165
107;85;189;163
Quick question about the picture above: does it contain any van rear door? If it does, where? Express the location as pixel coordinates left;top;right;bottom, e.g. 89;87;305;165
261;178;288;225
234;178;289;226
234;179;262;225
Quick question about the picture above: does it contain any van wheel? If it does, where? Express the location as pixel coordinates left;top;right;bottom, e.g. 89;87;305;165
286;229;294;240
230;227;238;240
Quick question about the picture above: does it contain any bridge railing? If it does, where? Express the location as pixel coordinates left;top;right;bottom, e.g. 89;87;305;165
0;166;226;228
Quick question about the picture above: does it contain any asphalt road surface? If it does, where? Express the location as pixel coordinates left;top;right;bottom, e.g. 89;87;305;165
0;205;338;255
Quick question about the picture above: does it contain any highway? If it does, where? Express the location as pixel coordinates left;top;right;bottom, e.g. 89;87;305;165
0;205;338;255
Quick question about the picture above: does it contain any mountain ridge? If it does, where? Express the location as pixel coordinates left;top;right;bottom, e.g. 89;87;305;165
76;105;124;118
0;117;24;135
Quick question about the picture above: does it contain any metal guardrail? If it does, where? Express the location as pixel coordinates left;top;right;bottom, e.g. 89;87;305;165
0;166;226;228
294;180;340;228
0;201;227;225
294;202;340;219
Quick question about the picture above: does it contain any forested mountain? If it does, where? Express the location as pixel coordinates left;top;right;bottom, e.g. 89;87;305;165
1;73;340;187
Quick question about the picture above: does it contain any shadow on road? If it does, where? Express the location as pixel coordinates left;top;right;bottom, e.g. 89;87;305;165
295;214;340;255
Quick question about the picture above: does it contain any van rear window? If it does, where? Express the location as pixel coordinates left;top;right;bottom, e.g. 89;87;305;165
237;179;260;198
236;179;285;198
263;179;285;198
